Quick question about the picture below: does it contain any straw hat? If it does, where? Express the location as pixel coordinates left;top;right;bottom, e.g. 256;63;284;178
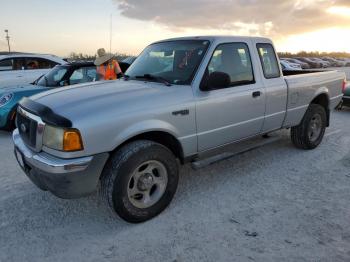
94;48;114;66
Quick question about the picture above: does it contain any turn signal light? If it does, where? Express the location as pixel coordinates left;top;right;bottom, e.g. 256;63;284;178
342;79;347;93
63;129;83;151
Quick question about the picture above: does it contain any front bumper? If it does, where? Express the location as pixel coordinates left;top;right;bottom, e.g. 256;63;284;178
12;129;109;199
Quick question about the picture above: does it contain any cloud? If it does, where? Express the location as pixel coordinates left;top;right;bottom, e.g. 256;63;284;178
114;0;350;37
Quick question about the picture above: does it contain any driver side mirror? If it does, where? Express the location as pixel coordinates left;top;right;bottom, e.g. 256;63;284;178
200;71;231;91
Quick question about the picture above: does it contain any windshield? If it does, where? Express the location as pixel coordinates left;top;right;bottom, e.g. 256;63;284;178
125;40;210;85
36;66;68;87
36;66;97;87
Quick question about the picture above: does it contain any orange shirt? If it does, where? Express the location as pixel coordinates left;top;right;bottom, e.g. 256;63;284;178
97;59;122;80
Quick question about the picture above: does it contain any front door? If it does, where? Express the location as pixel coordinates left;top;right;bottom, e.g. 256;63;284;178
196;42;266;152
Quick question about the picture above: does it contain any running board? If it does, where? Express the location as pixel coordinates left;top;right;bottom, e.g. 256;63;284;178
191;134;281;170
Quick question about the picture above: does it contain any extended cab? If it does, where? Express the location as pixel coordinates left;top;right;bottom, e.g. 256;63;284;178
12;36;345;223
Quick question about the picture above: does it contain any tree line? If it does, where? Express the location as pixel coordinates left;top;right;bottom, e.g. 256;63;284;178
68;52;131;61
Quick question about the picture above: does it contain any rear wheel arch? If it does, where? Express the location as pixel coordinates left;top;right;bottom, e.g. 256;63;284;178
310;93;330;126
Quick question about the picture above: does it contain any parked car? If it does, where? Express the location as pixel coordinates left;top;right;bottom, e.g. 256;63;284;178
0;53;67;88
309;58;330;68
337;58;350;67
280;60;302;71
337;81;350;109
322;57;346;67
295;57;322;68
343;83;350;107
0;62;97;130
119;58;134;73
281;58;310;69
122;56;137;65
12;36;345;223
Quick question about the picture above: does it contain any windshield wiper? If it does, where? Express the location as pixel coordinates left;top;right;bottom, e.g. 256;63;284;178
135;74;172;86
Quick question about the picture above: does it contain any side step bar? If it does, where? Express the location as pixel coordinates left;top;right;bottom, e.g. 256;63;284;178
191;134;281;170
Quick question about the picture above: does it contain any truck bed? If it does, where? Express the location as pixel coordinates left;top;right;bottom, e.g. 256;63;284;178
282;69;345;128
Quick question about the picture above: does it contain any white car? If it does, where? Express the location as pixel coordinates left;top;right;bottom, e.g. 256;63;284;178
0;53;67;87
280;60;302;71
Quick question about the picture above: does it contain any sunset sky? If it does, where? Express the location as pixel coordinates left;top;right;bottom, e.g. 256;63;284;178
1;0;350;57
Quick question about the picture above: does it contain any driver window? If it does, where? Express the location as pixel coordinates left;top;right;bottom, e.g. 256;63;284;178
207;43;254;87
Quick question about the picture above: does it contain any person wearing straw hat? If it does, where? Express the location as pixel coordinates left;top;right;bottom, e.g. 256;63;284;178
94;48;122;80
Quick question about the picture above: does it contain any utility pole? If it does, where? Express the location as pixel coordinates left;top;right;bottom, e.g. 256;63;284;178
4;29;10;53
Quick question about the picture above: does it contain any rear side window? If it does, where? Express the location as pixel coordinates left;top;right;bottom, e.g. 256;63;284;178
207;42;254;87
25;58;58;70
257;43;280;79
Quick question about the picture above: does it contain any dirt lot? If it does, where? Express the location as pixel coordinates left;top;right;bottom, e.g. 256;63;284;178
1;108;350;262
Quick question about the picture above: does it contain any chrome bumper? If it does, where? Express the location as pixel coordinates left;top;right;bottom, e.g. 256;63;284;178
12;129;109;199
12;129;92;174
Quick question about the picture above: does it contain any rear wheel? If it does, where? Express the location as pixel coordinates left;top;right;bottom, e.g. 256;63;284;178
291;104;327;149
100;140;179;223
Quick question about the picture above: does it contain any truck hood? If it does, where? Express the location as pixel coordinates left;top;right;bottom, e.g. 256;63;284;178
30;80;190;121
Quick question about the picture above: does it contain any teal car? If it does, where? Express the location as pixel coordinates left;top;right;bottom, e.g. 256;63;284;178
0;62;97;130
342;82;350;107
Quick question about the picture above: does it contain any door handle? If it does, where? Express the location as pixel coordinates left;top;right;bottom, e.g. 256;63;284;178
252;91;261;98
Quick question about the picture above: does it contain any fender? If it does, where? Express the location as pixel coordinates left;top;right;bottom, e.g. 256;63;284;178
310;86;330;106
111;119;182;151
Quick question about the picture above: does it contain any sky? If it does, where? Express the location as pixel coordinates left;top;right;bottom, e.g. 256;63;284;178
1;0;350;57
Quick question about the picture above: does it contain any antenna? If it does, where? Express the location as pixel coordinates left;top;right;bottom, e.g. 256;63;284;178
109;14;112;55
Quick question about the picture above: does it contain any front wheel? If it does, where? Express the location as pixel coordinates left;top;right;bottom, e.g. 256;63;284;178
100;140;179;223
291;104;327;150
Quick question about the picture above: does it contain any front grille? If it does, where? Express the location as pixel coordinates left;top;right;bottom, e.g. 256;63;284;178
17;110;38;148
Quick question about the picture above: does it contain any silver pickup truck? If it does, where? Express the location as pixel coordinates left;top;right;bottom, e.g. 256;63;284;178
12;36;345;223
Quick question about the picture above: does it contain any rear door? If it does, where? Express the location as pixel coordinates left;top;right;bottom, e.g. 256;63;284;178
253;42;288;132
195;41;266;151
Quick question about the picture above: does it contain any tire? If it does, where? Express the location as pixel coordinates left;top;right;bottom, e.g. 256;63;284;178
100;140;179;223
291;104;327;150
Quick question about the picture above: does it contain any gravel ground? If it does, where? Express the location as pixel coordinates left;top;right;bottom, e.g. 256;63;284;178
1;109;350;262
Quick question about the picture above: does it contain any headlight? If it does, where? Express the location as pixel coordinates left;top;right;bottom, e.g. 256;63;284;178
43;125;84;152
0;93;14;108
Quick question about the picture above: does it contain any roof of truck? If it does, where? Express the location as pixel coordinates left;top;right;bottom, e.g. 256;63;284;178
154;35;272;44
